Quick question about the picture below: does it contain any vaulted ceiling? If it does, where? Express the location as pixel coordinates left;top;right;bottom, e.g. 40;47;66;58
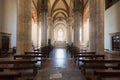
32;0;88;23
49;0;72;21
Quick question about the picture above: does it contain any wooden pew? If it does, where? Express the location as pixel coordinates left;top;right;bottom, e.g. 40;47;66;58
74;52;96;54
40;47;52;57
71;52;96;58
24;52;48;58
14;54;46;60
75;54;104;60
74;54;104;64
79;59;120;63
79;59;120;74
25;52;42;55
0;71;21;80
14;54;47;68
0;59;38;75
94;69;120;80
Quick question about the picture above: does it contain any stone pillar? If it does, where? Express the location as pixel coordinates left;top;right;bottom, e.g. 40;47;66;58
89;0;104;54
17;0;32;54
37;21;40;47
73;0;81;47
80;14;83;42
41;0;48;47
48;17;54;45
67;17;72;45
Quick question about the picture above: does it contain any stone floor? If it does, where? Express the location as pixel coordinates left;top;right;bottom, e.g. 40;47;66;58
35;48;86;80
35;67;86;80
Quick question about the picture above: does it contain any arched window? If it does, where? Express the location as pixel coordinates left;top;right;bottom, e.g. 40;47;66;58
57;29;63;41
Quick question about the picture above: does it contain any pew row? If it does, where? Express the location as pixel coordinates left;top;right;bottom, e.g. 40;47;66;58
71;52;96;57
24;52;49;58
0;59;38;75
94;69;120;80
0;71;21;80
79;59;120;74
14;54;46;60
75;54;104;60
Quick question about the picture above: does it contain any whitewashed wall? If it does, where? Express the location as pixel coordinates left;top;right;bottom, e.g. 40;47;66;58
104;1;120;50
1;0;17;47
0;0;4;32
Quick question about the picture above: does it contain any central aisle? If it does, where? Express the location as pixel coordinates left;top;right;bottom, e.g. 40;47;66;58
35;48;86;80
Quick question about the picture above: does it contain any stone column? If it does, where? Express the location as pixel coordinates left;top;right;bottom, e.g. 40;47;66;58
80;15;83;42
89;0;104;54
17;0;32;54
73;0;81;47
37;19;40;47
67;17;72;45
48;17;54;45
48;17;52;39
41;0;48;47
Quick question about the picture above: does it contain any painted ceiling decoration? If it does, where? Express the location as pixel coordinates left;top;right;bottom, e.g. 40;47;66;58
32;0;88;23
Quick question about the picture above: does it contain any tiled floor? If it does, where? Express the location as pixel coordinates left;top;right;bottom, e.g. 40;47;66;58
35;48;86;80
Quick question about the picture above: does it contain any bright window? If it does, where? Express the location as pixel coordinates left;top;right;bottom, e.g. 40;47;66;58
57;29;63;41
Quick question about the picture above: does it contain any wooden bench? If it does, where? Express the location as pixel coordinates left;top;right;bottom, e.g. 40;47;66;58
25;52;42;55
0;59;38;75
71;51;96;57
74;52;96;54
14;54;47;68
14;54;46;60
79;59;120;74
0;71;21;80
94;69;120;80
74;54;104;64
79;59;120;63
24;52;49;58
41;49;50;55
75;54;104;60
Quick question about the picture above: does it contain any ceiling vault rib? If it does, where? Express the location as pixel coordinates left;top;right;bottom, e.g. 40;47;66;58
53;8;67;13
51;0;60;16
32;0;37;10
53;12;67;19
62;0;69;16
84;0;88;9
